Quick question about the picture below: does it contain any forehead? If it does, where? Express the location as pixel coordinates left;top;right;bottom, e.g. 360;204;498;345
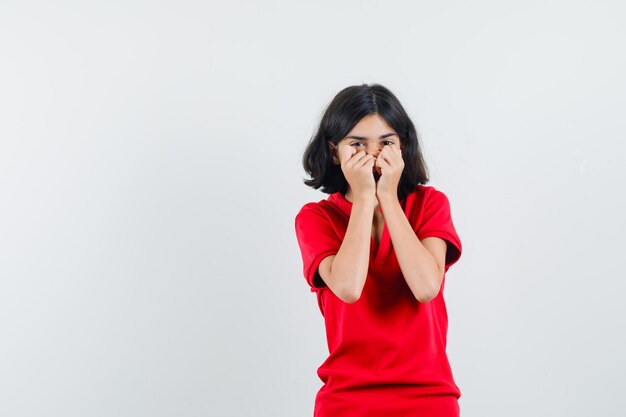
346;114;396;136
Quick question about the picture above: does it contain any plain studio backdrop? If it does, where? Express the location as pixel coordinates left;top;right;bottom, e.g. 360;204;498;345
1;1;624;416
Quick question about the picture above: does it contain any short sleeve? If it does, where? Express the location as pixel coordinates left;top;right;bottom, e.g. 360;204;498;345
294;204;342;292
415;189;462;272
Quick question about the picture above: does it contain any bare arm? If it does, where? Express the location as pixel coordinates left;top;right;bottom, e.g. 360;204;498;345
318;143;378;303
378;195;447;303
317;197;376;304
373;143;447;303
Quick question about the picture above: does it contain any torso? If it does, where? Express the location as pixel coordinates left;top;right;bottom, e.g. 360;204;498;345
298;185;463;415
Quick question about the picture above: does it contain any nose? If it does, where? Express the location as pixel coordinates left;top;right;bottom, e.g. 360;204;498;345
367;143;383;157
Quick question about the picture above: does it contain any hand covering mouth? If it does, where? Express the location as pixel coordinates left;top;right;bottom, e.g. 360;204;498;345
373;165;382;179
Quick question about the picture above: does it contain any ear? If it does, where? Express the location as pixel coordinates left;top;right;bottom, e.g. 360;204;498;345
327;141;340;165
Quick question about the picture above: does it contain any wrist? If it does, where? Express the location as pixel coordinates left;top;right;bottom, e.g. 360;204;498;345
376;191;398;204
353;194;378;208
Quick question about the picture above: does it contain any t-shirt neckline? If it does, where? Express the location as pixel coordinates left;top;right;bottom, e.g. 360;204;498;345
327;192;356;216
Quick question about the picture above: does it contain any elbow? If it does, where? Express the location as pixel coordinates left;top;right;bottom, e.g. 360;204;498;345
415;273;444;304
337;280;363;304
326;275;362;304
340;288;362;304
416;291;437;304
329;269;364;304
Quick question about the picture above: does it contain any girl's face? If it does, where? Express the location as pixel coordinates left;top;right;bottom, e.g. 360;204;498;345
327;113;402;178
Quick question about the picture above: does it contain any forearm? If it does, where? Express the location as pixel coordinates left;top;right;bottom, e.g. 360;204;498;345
379;195;440;302
330;198;376;302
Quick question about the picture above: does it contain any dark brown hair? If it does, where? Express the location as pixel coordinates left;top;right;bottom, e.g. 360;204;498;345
301;83;429;201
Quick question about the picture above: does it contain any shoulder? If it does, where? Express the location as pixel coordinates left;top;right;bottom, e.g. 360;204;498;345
294;198;334;227
405;184;449;207
404;185;456;228
296;199;329;217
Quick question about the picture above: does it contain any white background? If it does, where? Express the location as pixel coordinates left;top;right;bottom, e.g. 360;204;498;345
1;1;625;416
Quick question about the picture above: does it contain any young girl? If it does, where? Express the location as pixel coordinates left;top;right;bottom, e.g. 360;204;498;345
294;84;463;417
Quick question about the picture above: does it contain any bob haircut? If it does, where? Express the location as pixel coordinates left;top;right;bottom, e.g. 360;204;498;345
302;83;429;202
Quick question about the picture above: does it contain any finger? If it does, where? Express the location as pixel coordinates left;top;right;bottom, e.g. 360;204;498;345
347;150;372;167
338;146;347;164
383;146;401;163
374;158;382;174
340;146;356;164
345;152;366;170
343;150;364;168
389;145;405;164
377;155;391;168
357;154;375;168
378;148;393;164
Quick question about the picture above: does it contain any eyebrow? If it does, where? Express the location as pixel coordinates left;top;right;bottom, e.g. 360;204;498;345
345;133;398;140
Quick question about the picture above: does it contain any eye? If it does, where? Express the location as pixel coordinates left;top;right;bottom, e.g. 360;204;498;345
383;140;395;146
350;142;364;147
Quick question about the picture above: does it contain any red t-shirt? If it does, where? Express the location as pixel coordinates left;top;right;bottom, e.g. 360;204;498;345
294;184;463;417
